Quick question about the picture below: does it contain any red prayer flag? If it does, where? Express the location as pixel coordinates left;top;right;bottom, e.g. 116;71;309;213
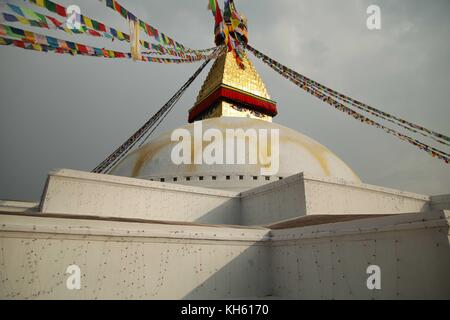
77;44;88;54
214;0;223;25
55;4;66;17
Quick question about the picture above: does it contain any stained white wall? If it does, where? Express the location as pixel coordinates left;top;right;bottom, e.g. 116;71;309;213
1;170;448;299
0;214;271;300
270;211;450;299
39;170;430;227
0;210;449;299
41;169;240;225
241;173;430;226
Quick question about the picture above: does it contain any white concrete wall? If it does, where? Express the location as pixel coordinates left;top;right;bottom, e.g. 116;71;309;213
303;174;430;215
39;170;430;227
41;169;240;225
2;169;446;299
0;214;271;300
1;210;449;299
240;173;430;226
0;200;39;213
240;174;307;226
270;210;450;299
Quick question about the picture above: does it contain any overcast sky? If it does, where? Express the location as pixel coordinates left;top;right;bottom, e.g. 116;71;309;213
0;0;449;201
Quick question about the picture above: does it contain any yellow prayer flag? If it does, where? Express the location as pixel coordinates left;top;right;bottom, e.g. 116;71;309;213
84;17;94;29
17;17;30;25
35;0;45;7
24;30;35;43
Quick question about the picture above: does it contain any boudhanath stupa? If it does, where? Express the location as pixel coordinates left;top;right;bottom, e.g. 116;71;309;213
1;47;449;300
0;0;450;299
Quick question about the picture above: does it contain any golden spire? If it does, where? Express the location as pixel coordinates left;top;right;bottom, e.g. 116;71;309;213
188;51;278;123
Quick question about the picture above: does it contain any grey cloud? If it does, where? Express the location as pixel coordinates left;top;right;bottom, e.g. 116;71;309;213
0;0;449;201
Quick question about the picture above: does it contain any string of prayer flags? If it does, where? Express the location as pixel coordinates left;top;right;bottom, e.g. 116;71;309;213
0;5;113;39
26;0;129;41
0;24;215;63
247;44;450;147
247;44;450;165
17;1;215;60
102;0;212;55
0;34;215;64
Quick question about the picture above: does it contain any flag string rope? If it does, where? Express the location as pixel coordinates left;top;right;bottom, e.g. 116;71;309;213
279;64;450;162
0;35;210;63
92;47;224;174
99;0;202;54
247;44;450;145
28;0;214;55
307;81;450;147
0;4;114;39
278;65;450;163
24;0;215;58
246;45;449;164
0;2;211;59
0;24;219;63
0;35;211;63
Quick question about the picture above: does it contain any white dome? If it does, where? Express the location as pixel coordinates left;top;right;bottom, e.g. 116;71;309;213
111;117;360;191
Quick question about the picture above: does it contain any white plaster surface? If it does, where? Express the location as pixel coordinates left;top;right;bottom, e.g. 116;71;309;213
241;173;430;226
110;117;362;191
270;210;450;299
0;214;271;299
0;169;448;300
0;210;448;299
40;169;240;225
0;200;39;213
40;170;430;227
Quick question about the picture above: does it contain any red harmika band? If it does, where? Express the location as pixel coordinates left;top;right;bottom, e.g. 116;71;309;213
188;86;277;122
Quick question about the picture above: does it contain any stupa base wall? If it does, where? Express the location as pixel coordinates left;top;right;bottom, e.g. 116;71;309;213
241;173;430;226
40;169;240;225
38;170;430;227
0;210;448;299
